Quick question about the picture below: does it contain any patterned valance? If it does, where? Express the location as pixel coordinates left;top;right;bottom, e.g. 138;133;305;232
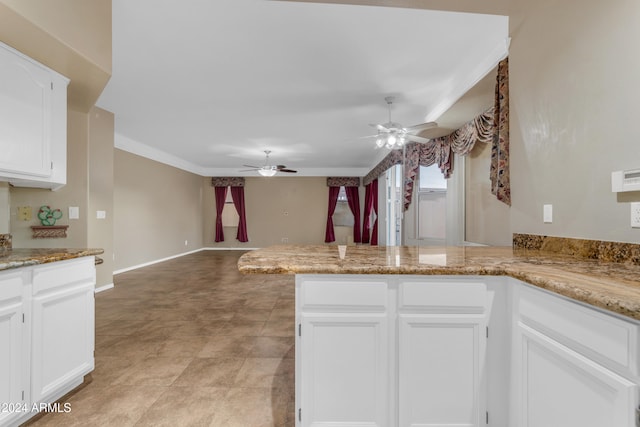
362;58;510;211
211;177;245;187
327;177;360;187
363;149;403;186
491;58;510;206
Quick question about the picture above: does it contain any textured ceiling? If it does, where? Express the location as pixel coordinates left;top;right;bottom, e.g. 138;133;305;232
96;0;508;176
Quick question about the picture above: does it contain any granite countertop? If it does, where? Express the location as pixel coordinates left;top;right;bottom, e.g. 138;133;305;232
238;245;640;321
0;248;104;271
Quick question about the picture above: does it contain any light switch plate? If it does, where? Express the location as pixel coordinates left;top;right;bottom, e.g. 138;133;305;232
543;204;553;223
631;203;640;228
96;210;106;219
69;206;79;219
17;206;32;221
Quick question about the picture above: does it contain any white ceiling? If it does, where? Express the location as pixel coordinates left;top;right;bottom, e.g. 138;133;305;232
96;0;508;177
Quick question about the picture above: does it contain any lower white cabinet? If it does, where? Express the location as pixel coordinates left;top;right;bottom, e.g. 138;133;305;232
296;275;640;427
299;314;389;426
296;275;489;427
0;270;25;427
512;283;640;427
0;257;95;427
31;259;95;404
517;323;636;427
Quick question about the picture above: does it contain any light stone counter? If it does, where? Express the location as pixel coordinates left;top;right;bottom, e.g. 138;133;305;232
0;248;104;271
238;245;640;321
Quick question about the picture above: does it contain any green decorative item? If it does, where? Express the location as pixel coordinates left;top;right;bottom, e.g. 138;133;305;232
37;205;63;226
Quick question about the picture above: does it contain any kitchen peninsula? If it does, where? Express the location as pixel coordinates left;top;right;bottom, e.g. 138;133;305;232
0;246;103;427
238;244;640;427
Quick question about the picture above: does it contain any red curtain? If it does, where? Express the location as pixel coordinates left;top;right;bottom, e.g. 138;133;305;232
371;178;378;246
214;186;227;242
345;186;361;243
230;186;248;242
362;182;373;244
324;186;340;243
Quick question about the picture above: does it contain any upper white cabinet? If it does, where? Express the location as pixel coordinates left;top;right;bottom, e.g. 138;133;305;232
0;41;69;190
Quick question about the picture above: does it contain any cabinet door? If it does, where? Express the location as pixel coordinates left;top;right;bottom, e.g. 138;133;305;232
517;323;637;427
299;314;389;427
0;271;25;426
31;259;95;403
0;42;52;178
399;315;486;427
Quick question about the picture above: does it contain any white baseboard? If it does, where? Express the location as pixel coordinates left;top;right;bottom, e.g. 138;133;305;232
95;283;114;293
202;247;260;251
113;247;260;275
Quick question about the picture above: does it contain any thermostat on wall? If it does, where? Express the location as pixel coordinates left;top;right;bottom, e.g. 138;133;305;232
611;169;640;193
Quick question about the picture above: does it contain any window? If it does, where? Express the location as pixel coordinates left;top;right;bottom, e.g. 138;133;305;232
221;187;239;226
333;186;354;227
417;164;447;242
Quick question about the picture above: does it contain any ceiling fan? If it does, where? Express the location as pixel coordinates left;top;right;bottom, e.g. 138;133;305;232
241;150;297;177
364;96;437;149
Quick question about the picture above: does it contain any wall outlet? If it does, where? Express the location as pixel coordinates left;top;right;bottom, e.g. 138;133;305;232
96;210;106;219
281;237;289;243
184;240;188;246
17;206;32;221
631;203;640;228
543;204;553;223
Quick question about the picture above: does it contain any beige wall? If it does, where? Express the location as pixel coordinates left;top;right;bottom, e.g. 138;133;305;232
508;0;640;243
465;141;511;245
88;107;114;287
203;177;355;248
114;149;204;271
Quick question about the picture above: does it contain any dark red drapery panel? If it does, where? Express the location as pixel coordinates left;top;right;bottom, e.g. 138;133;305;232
371;178;379;246
362;182;373;244
230;186;248;242
345;186;361;243
214;186;227;242
324;186;340;243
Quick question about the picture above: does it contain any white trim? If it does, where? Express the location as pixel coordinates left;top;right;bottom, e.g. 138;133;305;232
113;247;261;275
113;248;204;275
95;283;114;293
115;133;369;177
202;247;261;251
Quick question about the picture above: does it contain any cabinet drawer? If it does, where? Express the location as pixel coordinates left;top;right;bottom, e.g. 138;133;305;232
0;269;25;302
32;257;95;296
518;285;639;375
297;276;387;312
399;279;487;313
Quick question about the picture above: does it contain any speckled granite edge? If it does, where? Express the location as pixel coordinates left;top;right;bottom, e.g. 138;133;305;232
0;234;11;250
513;233;640;265
0;248;104;271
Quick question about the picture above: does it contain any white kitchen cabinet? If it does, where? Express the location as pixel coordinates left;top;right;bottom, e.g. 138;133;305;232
0;41;68;189
31;258;95;404
398;280;488;427
512;283;639;427
517;323;636;427
295;276;488;427
0;256;95;427
296;277;390;427
0;270;26;427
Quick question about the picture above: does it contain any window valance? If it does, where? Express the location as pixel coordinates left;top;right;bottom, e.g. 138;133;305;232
211;177;245;187
326;177;360;187
361;57;510;209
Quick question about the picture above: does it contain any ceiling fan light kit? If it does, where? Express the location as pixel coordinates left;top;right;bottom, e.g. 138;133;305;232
368;96;437;149
241;150;297;177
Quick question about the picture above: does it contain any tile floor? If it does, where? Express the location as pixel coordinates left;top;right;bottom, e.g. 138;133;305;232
26;250;296;427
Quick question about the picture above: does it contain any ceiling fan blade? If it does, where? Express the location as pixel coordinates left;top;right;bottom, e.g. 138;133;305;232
279;168;297;173
242;164;262;169
239;169;259;172
404;122;438;133
370;123;389;132
406;134;431;144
